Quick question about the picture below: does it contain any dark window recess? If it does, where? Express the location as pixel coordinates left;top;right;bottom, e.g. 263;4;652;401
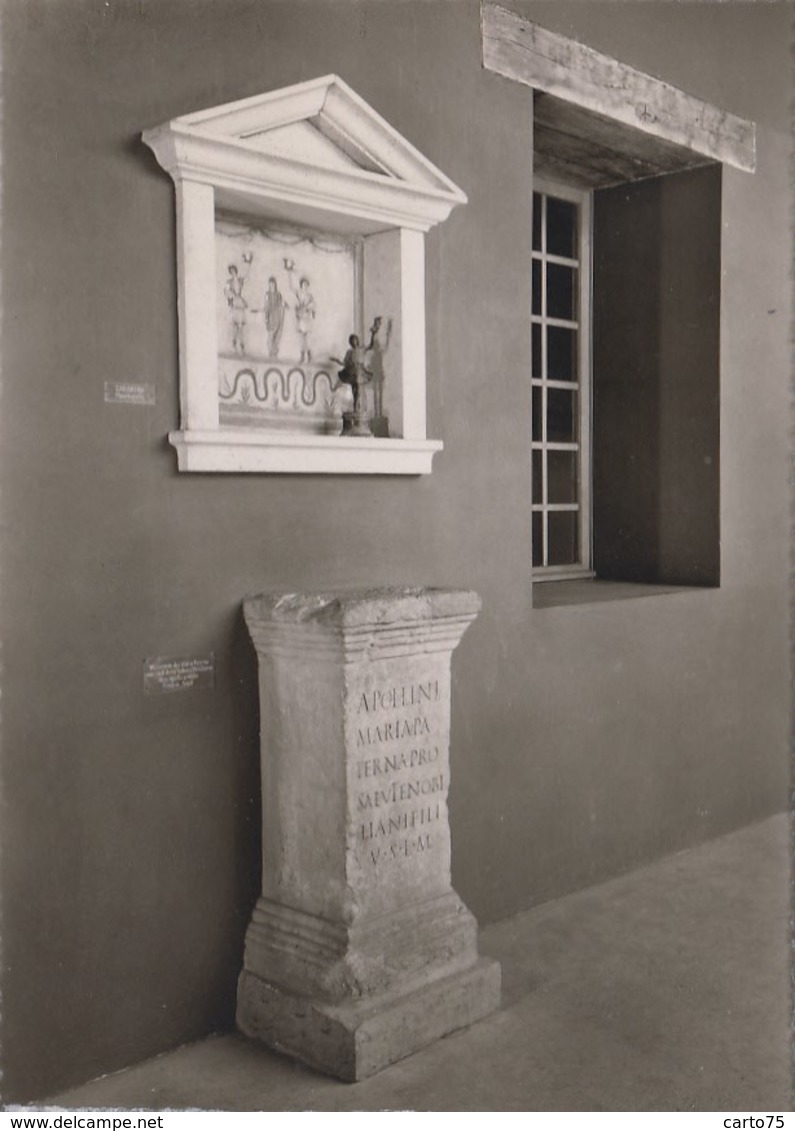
548;451;577;504
532;192;543;251
532;323;542;378
532;386;543;442
532;511;544;567
547;387;575;443
532;449;543;504
548;511;578;565
547;326;576;382
592;163;721;587
532;260;542;315
546;263;576;321
546;196;577;258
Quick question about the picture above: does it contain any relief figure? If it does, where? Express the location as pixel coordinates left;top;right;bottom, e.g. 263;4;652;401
263;276;288;360
224;252;253;355
284;259;316;363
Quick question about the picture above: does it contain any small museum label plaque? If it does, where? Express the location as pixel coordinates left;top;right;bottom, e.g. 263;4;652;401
143;654;215;696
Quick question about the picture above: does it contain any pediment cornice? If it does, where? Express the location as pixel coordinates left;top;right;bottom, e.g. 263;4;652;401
143;75;466;233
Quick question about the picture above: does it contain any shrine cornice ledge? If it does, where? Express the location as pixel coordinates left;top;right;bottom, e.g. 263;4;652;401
168;430;443;475
143;124;466;233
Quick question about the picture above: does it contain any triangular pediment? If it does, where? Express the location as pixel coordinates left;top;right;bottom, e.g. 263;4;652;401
171;74;463;197
240;120;375;173
143;75;466;234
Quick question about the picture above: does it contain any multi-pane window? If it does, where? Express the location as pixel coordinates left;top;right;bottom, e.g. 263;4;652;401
531;181;592;578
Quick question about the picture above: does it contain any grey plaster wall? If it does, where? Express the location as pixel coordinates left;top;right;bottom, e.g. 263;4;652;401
1;0;789;1103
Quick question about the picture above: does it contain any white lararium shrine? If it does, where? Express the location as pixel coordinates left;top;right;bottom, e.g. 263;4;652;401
143;75;467;474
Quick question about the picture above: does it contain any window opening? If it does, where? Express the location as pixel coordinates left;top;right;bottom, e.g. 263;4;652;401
531;180;593;579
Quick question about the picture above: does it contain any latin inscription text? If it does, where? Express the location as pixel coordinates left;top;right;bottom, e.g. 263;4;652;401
357;679;440;715
353;678;446;869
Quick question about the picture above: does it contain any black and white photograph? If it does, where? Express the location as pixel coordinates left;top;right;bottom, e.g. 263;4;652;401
1;0;790;1118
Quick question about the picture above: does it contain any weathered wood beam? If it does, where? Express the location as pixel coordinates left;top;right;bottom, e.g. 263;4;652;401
534;123;678;189
535;95;705;174
534;92;714;189
481;2;756;173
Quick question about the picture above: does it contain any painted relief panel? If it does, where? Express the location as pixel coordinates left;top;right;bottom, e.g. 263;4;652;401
216;218;359;432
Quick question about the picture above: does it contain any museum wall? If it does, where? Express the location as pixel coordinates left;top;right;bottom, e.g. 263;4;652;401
2;0;789;1103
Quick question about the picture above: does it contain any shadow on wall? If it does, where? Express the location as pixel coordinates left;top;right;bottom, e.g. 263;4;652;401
593;164;721;587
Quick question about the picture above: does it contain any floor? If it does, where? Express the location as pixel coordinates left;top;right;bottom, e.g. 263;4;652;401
48;814;791;1112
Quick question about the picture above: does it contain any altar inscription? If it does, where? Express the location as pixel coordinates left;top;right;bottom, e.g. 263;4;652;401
352;678;447;866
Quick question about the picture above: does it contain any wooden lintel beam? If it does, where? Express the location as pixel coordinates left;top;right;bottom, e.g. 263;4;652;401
481;2;756;173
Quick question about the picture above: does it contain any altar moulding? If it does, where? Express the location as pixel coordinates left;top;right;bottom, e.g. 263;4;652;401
237;587;501;1081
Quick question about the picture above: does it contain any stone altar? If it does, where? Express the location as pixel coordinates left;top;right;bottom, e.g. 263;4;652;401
237;587;500;1081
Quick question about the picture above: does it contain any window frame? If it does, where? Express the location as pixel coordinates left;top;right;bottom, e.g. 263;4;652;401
531;177;594;582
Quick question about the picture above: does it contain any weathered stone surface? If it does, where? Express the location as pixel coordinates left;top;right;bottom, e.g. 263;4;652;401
238;958;501;1083
237;587;500;1080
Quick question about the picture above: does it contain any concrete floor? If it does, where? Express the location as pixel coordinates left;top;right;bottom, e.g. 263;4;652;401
48;814;791;1112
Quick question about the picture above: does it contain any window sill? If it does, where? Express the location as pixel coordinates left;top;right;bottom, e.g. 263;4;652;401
533;578;713;609
533;567;595;583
